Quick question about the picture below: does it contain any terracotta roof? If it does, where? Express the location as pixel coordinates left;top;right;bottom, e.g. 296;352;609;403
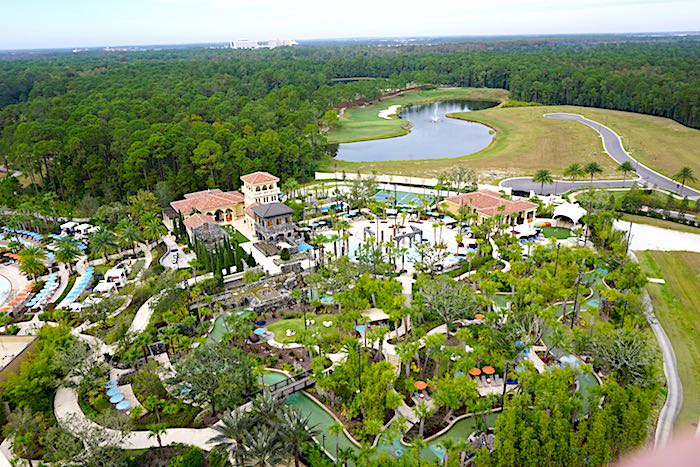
446;191;537;217
183;213;216;230
245;203;258;219
240;171;279;185
171;189;244;214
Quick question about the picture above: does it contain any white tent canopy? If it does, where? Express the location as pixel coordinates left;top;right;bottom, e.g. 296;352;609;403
60;221;77;230
362;308;389;323
553;203;587;225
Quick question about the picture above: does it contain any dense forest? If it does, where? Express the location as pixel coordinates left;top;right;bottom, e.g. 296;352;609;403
0;37;698;208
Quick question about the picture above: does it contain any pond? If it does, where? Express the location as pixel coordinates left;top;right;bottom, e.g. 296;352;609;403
333;100;497;162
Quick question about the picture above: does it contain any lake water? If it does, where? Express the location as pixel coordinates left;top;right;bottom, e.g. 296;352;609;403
333;100;497;162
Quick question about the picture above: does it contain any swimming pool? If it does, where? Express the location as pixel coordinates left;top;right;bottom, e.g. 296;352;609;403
0;275;10;307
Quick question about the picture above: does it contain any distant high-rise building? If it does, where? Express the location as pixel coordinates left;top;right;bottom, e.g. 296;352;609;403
229;39;298;50
230;39;259;49
266;39;298;48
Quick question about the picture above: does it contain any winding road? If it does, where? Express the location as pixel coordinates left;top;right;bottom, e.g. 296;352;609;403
501;113;700;200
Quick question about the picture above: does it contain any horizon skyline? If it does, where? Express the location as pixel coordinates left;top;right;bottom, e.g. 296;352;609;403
2;30;699;52
2;0;699;50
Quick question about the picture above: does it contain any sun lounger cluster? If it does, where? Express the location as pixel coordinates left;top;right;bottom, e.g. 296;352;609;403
60;267;94;307
0;283;34;313
26;272;59;309
1;227;43;242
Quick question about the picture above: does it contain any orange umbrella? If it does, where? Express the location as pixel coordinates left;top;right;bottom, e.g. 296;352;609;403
475;313;485;320
468;367;482;376
414;381;428;391
482;366;495;375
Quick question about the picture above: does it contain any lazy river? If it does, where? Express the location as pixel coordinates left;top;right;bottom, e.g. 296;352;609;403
334;100;497;162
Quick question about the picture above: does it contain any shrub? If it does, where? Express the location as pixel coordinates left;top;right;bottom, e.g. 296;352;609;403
280;248;291;261
169;447;204;467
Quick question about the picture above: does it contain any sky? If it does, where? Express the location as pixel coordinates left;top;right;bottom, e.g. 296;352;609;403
1;0;698;50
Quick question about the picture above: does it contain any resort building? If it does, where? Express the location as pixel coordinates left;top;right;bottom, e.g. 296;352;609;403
167;171;296;244
444;191;537;226
250;202;296;243
170;189;245;226
241;171;280;207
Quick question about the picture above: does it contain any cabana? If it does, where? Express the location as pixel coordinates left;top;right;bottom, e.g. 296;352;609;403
74;223;93;238
553;203;587;226
105;268;127;288
93;281;117;296
60;221;78;235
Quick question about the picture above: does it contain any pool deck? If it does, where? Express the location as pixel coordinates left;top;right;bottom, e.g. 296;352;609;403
0;264;29;307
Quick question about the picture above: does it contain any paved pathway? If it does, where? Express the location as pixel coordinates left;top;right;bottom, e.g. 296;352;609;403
627;252;682;447
160;235;194;270
501;113;700;200
55;386;220;451
128;272;213;336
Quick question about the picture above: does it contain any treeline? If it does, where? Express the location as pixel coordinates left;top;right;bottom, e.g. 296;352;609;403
0;37;697;208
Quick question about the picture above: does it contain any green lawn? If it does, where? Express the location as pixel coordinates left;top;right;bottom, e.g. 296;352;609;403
541;226;573;239
223;225;251;243
621;213;700;234
324;99;700;188
637;251;700;432
266;313;340;344
328;87;508;144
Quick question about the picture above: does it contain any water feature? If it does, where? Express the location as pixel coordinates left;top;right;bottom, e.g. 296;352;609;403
206;308;254;344
0;275;11;307
334;100;497;162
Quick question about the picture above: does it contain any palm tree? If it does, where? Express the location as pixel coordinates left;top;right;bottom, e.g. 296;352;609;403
532;169;554;195
280;407;318;467
563;163;583;181
117;220;144;255
414;401;434;438
54;237;81;273
147;423;168;458
673;166;697;196
243;425;285;467
142;217;167;244
212;410;251;466
18;245;47;279
328;421;344;462
438;438;457;466
412;437;428;467
617;161;636;185
337;447;356;467
584;161;603;184
89;228;118;262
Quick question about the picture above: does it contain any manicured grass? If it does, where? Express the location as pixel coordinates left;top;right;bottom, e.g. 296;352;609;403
637;251;700;432
232;230;250;244
324;102;700;189
328;87;508;144
541;226;573;239
223;225;251;244
266;313;340;344
621;213;700;234
53;275;75;304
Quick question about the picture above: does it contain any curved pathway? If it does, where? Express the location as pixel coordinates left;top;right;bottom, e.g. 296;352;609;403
501;113;700;200
627;252;681;447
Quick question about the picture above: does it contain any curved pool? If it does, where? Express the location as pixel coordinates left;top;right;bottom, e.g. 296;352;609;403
0;275;11;308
